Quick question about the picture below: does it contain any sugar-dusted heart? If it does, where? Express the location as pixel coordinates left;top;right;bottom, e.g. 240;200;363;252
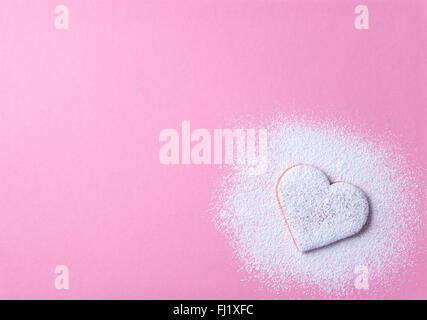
275;164;369;252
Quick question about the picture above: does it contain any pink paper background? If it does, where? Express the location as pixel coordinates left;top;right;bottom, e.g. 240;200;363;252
0;0;426;299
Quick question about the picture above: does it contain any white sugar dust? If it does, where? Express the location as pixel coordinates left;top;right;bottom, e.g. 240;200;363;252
211;116;421;297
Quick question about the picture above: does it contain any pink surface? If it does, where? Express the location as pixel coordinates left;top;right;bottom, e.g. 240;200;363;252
0;0;426;299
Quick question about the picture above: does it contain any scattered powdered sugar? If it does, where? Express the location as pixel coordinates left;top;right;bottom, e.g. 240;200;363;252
211;116;421;297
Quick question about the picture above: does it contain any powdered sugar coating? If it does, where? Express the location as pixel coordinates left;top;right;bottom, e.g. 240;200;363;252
212;117;421;297
277;164;369;252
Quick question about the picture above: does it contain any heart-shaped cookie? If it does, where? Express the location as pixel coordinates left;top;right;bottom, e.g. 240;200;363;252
275;164;369;252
